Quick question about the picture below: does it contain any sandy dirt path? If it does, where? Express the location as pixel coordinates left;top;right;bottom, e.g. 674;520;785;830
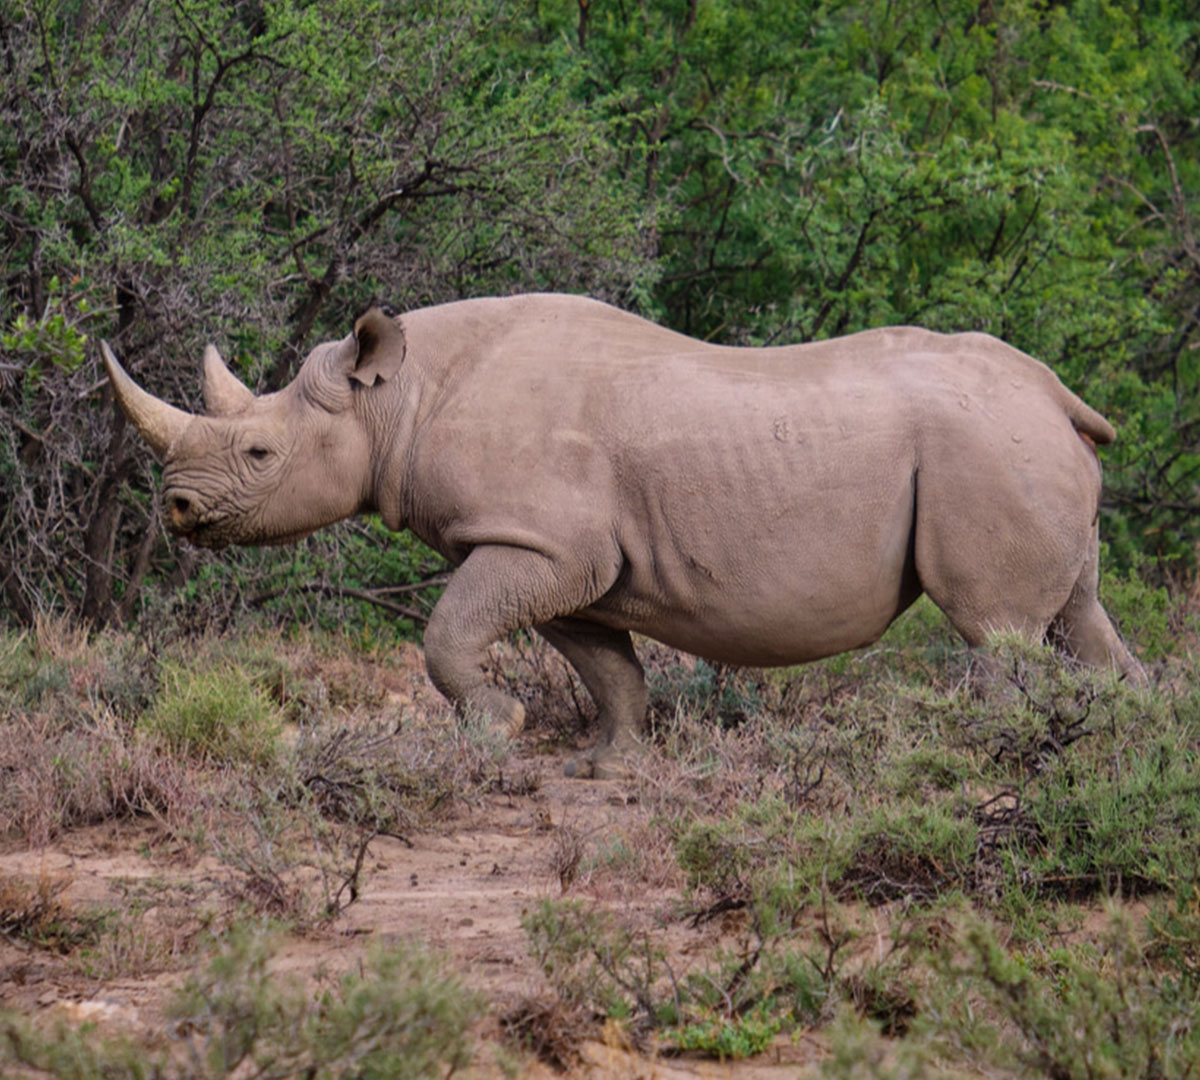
0;744;826;1078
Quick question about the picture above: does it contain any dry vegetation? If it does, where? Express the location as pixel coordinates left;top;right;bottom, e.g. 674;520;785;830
1;579;1199;1077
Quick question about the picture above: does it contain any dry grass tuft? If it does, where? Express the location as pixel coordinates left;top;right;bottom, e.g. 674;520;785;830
550;823;586;894
500;994;592;1071
0;710;199;847
0;869;101;954
0;869;72;949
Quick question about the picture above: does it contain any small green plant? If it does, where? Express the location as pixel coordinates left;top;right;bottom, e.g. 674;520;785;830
669;1008;780;1059
2;277;90;375
523;899;672;1027
142;662;282;765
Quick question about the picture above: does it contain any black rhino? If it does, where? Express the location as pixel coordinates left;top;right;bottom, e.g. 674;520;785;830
102;294;1143;777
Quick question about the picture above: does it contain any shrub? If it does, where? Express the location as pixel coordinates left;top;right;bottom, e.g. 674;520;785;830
839;803;975;905
170;926;482;1079
523;899;672;1027
0;925;482;1079
932;913;1200;1079
142;663;282;766
0;710;192;845
0;870;106;954
0;621;157;724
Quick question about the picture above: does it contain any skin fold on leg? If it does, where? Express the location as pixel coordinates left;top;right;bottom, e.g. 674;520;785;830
422;544;615;740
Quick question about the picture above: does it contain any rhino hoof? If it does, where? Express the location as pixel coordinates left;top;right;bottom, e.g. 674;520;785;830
476;695;524;739
563;747;633;781
591;755;633;781
501;701;526;738
563;754;593;780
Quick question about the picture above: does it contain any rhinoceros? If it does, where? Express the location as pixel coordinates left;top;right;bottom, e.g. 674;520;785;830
101;293;1143;777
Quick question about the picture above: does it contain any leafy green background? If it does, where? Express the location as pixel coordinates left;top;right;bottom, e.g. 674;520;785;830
2;0;1196;632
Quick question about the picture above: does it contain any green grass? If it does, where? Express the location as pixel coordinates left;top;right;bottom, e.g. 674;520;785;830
141;662;283;766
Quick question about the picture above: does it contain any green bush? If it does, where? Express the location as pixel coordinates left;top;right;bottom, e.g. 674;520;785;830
1100;554;1178;661
142;663;282;766
1008;731;1200;901
932;914;1200;1079
0;925;482;1079
171;926;481;1079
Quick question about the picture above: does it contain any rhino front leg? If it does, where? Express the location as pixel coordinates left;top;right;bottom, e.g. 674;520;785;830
536;618;648;780
422;545;603;738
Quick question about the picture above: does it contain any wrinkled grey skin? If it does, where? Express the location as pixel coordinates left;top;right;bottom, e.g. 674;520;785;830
102;294;1144;778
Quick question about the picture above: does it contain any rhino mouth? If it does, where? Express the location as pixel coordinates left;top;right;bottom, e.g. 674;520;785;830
170;519;232;549
164;486;317;548
175;519;317;549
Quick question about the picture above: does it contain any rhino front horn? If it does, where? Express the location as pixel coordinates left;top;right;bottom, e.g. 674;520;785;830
202;344;255;416
99;341;192;458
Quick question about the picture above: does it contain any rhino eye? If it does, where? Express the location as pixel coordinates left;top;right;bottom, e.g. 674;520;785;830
247;446;271;461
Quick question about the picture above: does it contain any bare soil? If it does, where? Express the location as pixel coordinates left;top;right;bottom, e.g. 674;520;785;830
0;732;824;1077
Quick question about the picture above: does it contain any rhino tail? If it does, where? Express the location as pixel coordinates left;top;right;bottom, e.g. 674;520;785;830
1060;386;1116;448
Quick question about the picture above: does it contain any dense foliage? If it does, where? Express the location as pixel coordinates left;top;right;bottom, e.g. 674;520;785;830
2;0;1197;630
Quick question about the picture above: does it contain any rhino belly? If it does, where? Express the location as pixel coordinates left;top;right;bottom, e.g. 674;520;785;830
588;471;921;667
601;565;920;667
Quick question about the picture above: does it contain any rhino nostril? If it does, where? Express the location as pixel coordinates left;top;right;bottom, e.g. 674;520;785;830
168;495;194;526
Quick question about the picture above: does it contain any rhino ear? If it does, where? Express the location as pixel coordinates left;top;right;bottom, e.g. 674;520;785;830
350;307;406;387
202;344;255;416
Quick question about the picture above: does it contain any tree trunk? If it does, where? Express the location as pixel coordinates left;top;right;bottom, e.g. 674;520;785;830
80;406;130;627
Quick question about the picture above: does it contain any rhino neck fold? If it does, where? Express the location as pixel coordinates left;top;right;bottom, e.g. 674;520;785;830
356;369;426;534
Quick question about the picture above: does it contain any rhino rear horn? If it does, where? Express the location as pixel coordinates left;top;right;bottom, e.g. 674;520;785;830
350;307;407;387
202;344;255;416
100;341;192;458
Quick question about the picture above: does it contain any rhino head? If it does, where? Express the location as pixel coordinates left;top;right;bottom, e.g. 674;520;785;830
100;309;407;548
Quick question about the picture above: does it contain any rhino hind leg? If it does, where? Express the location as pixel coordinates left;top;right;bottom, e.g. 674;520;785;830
535;618;648;780
424;545;610;739
918;510;1145;685
1049;526;1147;684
